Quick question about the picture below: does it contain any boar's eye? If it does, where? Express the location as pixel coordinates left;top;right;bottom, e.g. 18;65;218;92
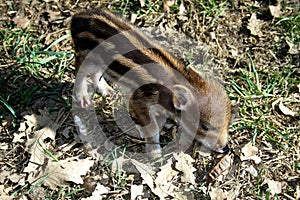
199;120;216;131
201;124;209;131
199;121;214;131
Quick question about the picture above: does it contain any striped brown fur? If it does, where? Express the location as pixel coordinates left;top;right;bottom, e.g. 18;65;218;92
71;9;232;157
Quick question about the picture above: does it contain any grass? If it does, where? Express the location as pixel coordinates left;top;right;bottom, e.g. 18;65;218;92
276;5;300;44
228;60;298;146
0;27;73;119
194;0;229;26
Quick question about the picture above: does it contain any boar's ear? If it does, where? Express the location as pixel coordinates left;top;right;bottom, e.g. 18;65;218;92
172;85;193;110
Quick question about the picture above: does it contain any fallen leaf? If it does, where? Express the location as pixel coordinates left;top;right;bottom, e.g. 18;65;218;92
155;161;191;199
131;185;144;200
9;173;23;183
155;158;179;197
22;109;70;184
241;142;258;156
247;13;263;37
31;157;94;189
207;153;234;184
173;152;196;184
279;100;298;117
139;0;145;7
19;110;59;176
208;187;227;200
130;13;138;24
229;46;239;57
0;185;13;200
245;165;258;177
82;183;109;200
209;186;240;200
24;126;58;178
178;2;185;15
0;143;9;150
269;3;282;18
286;37;300;55
131;159;160;198
17;114;37;132
265;178;282;195
131;158;190;199
240;142;262;164
12;15;30;29
0;171;10;183
296;186;300;199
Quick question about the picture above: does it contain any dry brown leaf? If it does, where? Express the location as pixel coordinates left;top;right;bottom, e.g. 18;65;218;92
130;13;138;24
131;158;190;199
0;171;10;183
209;186;240;200
208;187;228;200
271;97;282;110
22;110;66;182
0;185;7;194
0;185;13;200
172;191;191;200
265;179;283;196
296;186;300;199
286;37;300;55
269;3;282;18
82;183;109;200
31;157;94;189
0;143;9;150
131;159;161;198
17;109;57;137
208;153;234;184
24;126;58;178
20;114;56;173
155;159;191;199
139;0;145;7
240;142;262;164
279;100;298;117
130;184;144;200
12;15;30;29
17;114;37;132
9;173;23;183
245;165;258;177
173;152;196;184
0;183;16;199
178;2;185;15
247;13;263;37
14;113;38;142
155;158;179;197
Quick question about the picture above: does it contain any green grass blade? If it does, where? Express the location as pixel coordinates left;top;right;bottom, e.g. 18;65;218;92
0;94;16;117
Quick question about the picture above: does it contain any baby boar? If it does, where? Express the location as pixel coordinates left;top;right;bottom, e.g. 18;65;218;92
71;9;232;157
